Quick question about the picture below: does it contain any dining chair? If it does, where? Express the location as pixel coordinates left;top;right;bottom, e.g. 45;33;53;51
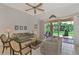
9;40;32;55
0;34;10;54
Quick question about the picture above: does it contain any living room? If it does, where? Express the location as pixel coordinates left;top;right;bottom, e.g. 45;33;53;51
0;3;79;55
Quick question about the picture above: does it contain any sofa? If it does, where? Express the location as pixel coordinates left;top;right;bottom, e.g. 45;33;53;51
40;37;62;55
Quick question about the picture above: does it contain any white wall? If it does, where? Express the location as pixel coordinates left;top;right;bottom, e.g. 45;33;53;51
39;20;45;40
73;13;79;54
74;13;79;45
0;4;39;33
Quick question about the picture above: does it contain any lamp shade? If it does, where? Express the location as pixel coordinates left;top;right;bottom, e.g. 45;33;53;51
4;26;12;33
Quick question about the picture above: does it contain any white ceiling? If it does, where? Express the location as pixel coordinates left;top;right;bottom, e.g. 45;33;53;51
3;3;79;21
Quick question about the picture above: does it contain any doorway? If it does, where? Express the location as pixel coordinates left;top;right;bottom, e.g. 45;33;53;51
44;17;75;54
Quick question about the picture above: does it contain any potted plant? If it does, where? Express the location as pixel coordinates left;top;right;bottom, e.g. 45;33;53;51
63;28;69;39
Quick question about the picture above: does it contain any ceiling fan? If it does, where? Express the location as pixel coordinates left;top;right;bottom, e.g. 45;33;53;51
25;3;44;14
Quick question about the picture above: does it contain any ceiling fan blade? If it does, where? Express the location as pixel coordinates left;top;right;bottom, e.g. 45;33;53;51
34;9;36;14
37;8;44;11
35;3;42;8
25;8;33;11
25;3;34;7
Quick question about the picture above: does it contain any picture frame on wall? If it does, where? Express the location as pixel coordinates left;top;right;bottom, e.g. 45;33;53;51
20;26;23;30
24;26;27;30
14;25;27;30
15;25;19;30
34;24;38;29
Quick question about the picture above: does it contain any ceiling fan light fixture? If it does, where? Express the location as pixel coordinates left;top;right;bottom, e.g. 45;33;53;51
25;3;44;15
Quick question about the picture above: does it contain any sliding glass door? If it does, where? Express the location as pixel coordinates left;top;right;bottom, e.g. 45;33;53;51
44;21;74;38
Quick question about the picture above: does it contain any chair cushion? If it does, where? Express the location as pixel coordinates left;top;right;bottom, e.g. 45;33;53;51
21;47;31;55
10;40;20;51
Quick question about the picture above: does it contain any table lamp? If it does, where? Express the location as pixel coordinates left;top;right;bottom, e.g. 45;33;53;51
5;26;12;38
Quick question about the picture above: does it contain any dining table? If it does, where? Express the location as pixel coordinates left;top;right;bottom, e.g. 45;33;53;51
10;37;37;55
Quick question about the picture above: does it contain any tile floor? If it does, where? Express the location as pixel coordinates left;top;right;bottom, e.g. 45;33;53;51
62;37;75;55
32;42;75;55
61;42;75;55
